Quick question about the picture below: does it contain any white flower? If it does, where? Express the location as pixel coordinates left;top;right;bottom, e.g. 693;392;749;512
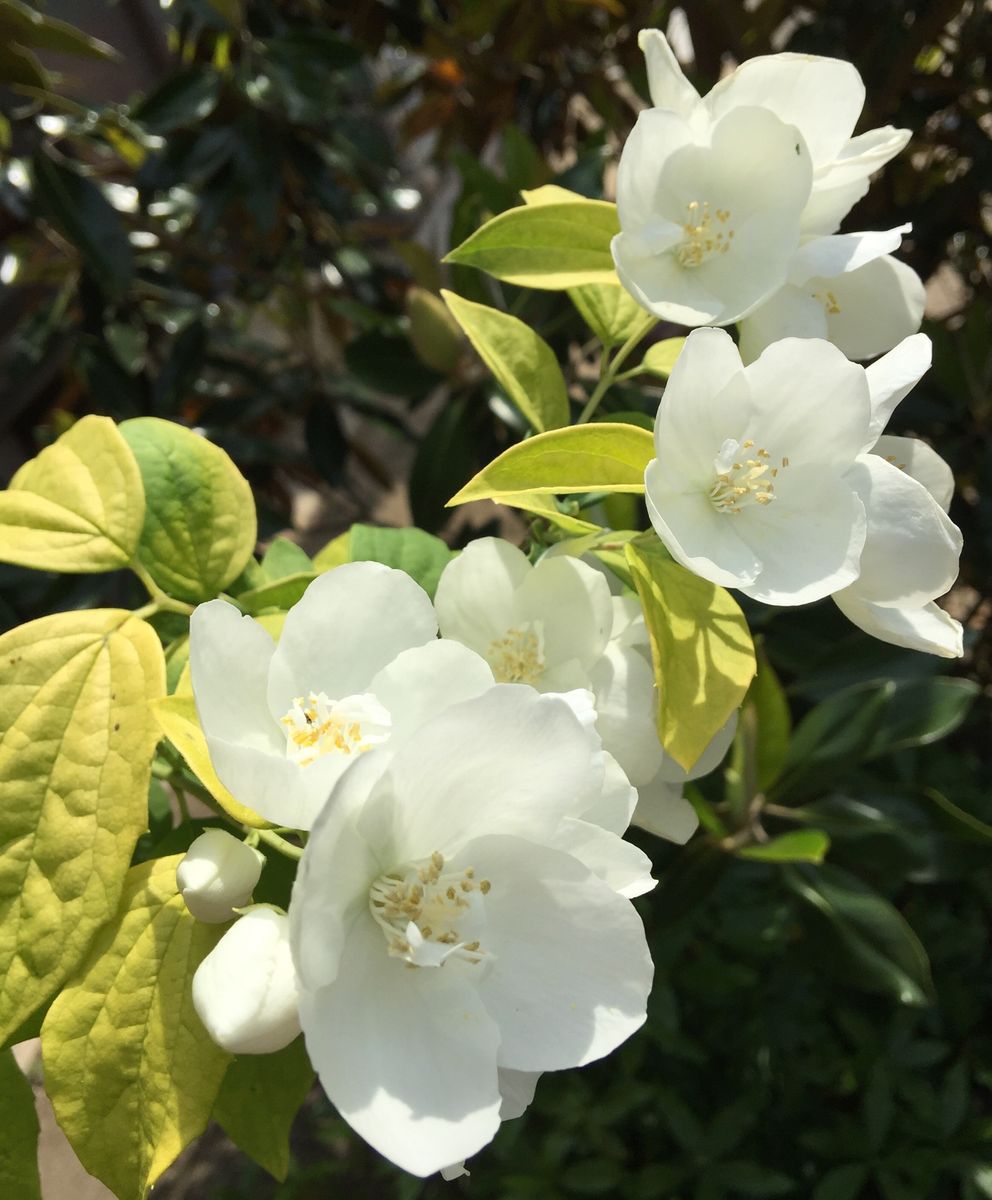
441;1069;541;1181
189;562;495;829
738;228;926;362
832;336;963;655
638;30;910;237
176;829;265;923
611;100;813;326
193;906;301;1054
288;687;654;1177
644;328;870;605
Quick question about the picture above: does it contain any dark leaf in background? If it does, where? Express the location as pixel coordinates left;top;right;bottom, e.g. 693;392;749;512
305;399;347;487
131;68;222;134
408;392;484;534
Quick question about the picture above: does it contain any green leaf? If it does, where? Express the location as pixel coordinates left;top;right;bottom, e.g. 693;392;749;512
0;0;117;60
311;531;350;572
568;282;654;348
653;837;731;928
42;856;231;1200
130;68;222;133
119;418;257;603
260;537;313;581
213;1038;314;1181
863;1063;893;1152
237;573;317;616
625;543;756;771
924;787;992;844
407;287;464;375
442;290;570;432
448;423;653;506
0;1048;41;1200
444;200;619;289
738;829;830;864
639;337;687;378
31;154;134;295
812;1165;870;1200
0;415;144;573
0;611;165;1042
784;864;936;1006
864;676;978;755
712;1161;795;1196
349;524;454;599
747;647;791;792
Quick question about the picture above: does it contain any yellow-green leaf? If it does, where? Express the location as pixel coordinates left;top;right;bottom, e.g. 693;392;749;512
0;415;144;572
442;290;569;431
42;856;231;1200
406;287;464;374
0;1049;41;1200
0;610;165;1041
519;184;586;206
568;283;655;348
152;693;270;829
237;573;317;616
625;543;756;771
311;530;350;572
640;337;687;378
738;829;830;864
448;423;654;506
444;200;619;290
119;417;256;603
214;1038;314;1181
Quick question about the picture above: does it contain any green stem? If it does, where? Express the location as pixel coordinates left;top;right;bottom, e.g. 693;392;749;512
576;325;652;424
254;828;305;861
130;558;195;617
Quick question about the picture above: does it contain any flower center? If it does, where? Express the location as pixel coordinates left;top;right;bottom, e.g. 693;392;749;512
675;200;734;269
280;691;391;767
487;623;546;685
369;851;490;968
709;438;788;515
812;288;841;314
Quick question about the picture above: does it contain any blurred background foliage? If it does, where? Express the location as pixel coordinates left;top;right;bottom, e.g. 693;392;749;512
1;1;990;1198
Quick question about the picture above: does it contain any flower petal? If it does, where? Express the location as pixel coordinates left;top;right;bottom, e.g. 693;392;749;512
613;108;696;230
833;594;963;658
549;817;655;898
267;562;437;721
589;643;664;786
299;914;502;1178
470;835;652;1072
497;1069;541;1121
737;285;827;363
820;257;925;362
638;28;702;117
787;225;910;285
843;455;961;606
631;778;699;844
434;538;532;659
873;434;954;512
190;599;281;752
863;333;932;448
518;555;614;675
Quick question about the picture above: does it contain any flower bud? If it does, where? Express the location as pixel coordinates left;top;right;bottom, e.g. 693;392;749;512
176;829;265;923
192;907;301;1054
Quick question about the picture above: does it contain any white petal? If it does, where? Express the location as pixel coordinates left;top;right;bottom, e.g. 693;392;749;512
579;750;639;835
631;778;699;844
646;473;762;590
549;817;655;898
356;687;604;864
299;914;502;1178
737;285;827;364
190;600;281;752
267;562;438;721
801;176;871;237
843;455;961;606
613;107;696;231
638;29;702;116
787;225;910;285
176;830;265;923
469;835;652;1072
519;555;614;675
434;538;532;658
369;640;495;746
589;643;664;786
738;468;867;605
873;434;954;512
705;52;864;164
816;125;912;188
193;908;301;1054
833;594;963;658
820;257;925;361
497;1068;541;1121
863;333;932;447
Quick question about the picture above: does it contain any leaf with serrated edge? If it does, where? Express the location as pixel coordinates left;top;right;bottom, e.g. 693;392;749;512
626;544;755;771
0;1049;41;1200
442;291;569;432
42;856;231;1200
0;610;164;1040
119;418;256;603
448;423;653;506
0;416;144;572
214;1038;314;1181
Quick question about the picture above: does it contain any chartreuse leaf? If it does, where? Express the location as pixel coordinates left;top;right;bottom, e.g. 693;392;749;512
0;610;165;1042
260;537;313;580
0;415;144;572
42;856;231;1200
0;1048;41;1200
625;543;755;771
639;337;687;378
568;282;654;348
311;531;350;572
738;829;830;864
448;423;653;506
214;1038;314;1181
349;524;454;599
442;291;569;432
119;417;256;604
784;863;935;1006
444;200;619;289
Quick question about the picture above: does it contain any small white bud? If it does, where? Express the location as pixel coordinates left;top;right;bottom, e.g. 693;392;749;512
176;829;265;923
192;907;301;1054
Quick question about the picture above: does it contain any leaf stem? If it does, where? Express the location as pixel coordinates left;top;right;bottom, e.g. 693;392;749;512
576;324;652;424
254;828;305;861
130;558;195;617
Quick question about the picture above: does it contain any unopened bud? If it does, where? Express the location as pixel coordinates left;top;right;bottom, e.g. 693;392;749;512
176;829;265;923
